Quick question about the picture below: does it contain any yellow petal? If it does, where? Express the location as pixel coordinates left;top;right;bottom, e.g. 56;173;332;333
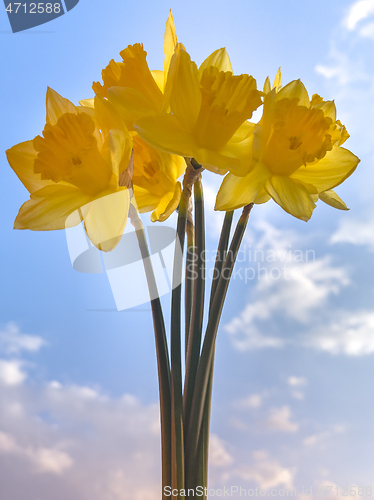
46;87;76;126
319;189;349;210
254;188;271;204
272;68;282;92
336;120;350;146
108;87;159;128
151;70;164;92
77;105;95;120
276;80;309;107
194;146;240;175
265;175;316;221
229;120;256;143
162;42;183;112
195;69;262;150
151;181;182;222
164;10;178;87
257;90;276;155
169;48;202;133
220;141;253;177
94;95;127;134
215;163;270;211
133;185;160;213
169;152;187;181
220;121;256;176
92;59;122;98
290;146;360;192
79;98;95;108
263;76;271;94
311;98;336;121
135;113;196;158
6;141;56;194
14;185;90;230
109;129;133;182
198;48;233;77
82;189;130;252
119;44;163;107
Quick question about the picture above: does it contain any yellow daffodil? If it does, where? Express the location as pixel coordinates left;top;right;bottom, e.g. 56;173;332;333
78;95;185;223
91;11;179;130
7;88;133;252
87;12;185;222
215;72;360;220
135;44;263;175
131;134;185;222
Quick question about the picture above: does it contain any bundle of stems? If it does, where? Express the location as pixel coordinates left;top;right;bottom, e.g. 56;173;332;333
132;159;253;499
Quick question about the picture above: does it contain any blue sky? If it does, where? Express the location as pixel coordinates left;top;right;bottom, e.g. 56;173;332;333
1;0;374;497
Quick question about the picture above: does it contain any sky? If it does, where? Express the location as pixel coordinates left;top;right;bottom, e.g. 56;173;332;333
1;0;374;498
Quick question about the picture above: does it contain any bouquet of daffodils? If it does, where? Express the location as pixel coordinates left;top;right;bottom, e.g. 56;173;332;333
7;12;359;500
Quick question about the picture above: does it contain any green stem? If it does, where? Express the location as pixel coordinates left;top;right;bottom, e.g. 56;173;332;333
200;211;234;496
132;213;172;500
209;211;234;309
170;159;204;497
184;176;205;490
170;191;187;497
185;212;195;360
184;176;205;430
186;204;254;475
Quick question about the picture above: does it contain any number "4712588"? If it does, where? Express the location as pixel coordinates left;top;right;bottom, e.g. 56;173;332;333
6;3;61;14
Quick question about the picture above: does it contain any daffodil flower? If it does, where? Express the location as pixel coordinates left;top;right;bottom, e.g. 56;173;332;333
91;11;179;130
131;133;185;222
78;95;185;224
215;72;360;220
93;12;261;176
7;88;133;252
86;11;185;222
134;44;263;175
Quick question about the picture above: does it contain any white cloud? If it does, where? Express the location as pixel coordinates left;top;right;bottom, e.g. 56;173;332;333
287;377;307;387
209;434;234;467
307;311;374;356
287;378;307;401
0;323;45;355
299;480;346;500
0;360;27;386
229;417;249;431
302;425;347;448
344;0;374;30
303;431;331;447
0;431;18;452
231;450;295;489
30;447;74;474
290;391;305;401
226;257;349;351
236;393;263;409
108;469;159;500
315;47;368;87
244;219;300;254
331;218;374;250
0;373;162;499
264;406;299;433
0;430;73;474
359;20;374;37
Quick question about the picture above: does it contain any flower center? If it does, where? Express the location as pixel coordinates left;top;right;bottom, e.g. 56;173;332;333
132;135;174;197
33;112;112;195
262;98;333;176
194;67;263;151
